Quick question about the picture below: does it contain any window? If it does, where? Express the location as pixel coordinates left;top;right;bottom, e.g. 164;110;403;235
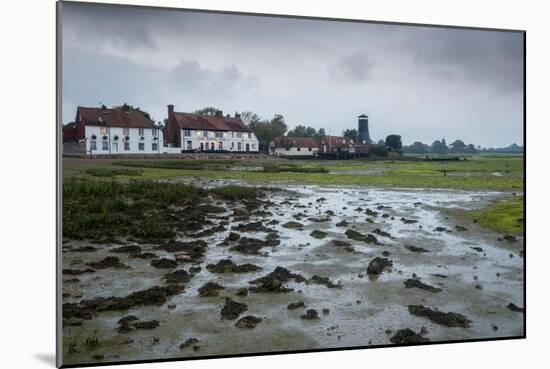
215;132;223;138
309;147;312;151
124;142;130;151
90;141;97;150
152;143;158;151
203;131;209;138
100;127;108;134
231;132;235;138
218;142;223;150
183;129;191;137
152;128;158;137
236;132;243;138
186;141;192;150
138;128;145;136
297;147;301;151
285;147;290;151
123;128;130;135
112;142;118;152
231;142;234;149
252;144;256;149
237;142;242;151
138;143;145;151
210;142;215;150
102;141;108;150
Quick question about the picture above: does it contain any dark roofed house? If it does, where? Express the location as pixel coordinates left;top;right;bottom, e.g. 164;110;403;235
269;136;319;157
164;105;259;152
68;105;162;154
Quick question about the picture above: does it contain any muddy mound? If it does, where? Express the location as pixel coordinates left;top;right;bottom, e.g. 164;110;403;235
301;309;319;320
306;275;341;288
206;259;262;273
118;316;159;333
71;246;98;252
405;245;430;253
250;266;306;285
227;232;241;242
373;229;392;238
404;279;442;293
110;245;142;254
155;240;207;261
229;237;278;255
310;230;328;239
390;329;430;344
367;257;393;275
63;268;95;275
345;229;378;244
507;303;524;313
282;221;304;229
335;220;349;227
235;315;262;329
400;218;418;224
188;224;226;238
248;267;302;293
163;269;192;284
220;298;248;320
150;258;177;269
287;301;306;310
86;256;127;269
63;285;184;320
232;221;270;233
198;282;225;297
179;338;199;350
408;305;471;328
131;252;158;259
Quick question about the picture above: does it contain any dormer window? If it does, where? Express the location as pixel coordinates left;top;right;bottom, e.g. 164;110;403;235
113;135;119;141
91;134;97;140
102;135;108;141
138;128;144;136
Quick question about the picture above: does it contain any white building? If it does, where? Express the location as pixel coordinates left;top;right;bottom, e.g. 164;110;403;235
164;105;259;153
69;105;163;155
269;136;319;157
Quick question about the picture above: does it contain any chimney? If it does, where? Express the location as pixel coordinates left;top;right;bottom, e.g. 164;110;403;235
167;104;174;121
215;110;223;118
235;112;241;119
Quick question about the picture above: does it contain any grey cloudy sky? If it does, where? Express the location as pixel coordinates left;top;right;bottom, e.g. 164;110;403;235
61;2;524;147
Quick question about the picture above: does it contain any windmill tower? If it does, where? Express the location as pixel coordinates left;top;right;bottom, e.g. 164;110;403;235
358;114;371;144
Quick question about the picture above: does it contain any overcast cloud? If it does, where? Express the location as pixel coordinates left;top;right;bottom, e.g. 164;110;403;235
61;2;524;147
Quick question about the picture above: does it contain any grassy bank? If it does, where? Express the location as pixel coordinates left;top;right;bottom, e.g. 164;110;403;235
466;195;524;234
63;155;524;191
62;178;274;240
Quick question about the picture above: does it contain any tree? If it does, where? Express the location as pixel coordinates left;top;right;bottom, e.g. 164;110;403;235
378;139;385;146
405;141;430;154
248;114;288;153
287;125;317;137
342;128;358;142
313;128;326;142
385;135;403;150
239;111;261;126
194;107;219;116
450;139;466;153
431;139;449;154
464;144;478;154
112;103;153;121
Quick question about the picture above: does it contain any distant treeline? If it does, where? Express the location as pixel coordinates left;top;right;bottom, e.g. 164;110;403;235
403;139;523;155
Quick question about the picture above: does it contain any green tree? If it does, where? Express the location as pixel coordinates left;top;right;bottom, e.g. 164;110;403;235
248;114;288;152
431;139;449;154
342;128;358;142
385;134;403;150
112;103;153;121
450;139;466;153
239;111;261;126
405;141;430;154
194;107;219;116
287;125;317;137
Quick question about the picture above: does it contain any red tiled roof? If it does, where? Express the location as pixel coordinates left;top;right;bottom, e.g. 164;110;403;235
173;112;251;132
320;135;352;148
77;107;155;129
272;136;318;148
